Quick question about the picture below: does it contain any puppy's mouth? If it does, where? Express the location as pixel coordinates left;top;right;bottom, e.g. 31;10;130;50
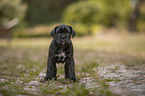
56;40;69;47
61;42;68;47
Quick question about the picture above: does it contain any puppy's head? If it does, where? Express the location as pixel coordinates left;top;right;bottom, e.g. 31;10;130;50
50;24;76;47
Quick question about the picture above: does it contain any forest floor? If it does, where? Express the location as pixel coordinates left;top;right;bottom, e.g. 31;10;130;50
0;33;145;96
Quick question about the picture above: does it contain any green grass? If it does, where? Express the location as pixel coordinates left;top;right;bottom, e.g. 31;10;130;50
105;77;121;82
0;34;145;96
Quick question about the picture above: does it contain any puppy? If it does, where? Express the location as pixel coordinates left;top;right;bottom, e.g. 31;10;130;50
44;24;76;82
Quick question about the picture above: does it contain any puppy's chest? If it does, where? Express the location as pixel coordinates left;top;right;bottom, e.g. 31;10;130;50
55;49;66;63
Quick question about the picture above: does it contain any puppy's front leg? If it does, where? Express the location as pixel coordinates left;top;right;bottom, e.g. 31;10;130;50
44;57;55;81
66;58;76;82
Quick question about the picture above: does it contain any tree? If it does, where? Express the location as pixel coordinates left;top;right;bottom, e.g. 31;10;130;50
128;0;144;32
23;0;77;25
0;0;27;28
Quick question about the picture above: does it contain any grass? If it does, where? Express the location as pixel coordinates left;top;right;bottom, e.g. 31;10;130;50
0;33;145;96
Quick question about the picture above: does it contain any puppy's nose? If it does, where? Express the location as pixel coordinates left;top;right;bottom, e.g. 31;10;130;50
62;36;66;39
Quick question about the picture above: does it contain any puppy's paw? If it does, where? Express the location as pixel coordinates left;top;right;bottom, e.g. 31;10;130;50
44;76;48;81
44;76;52;81
70;76;76;82
40;79;45;83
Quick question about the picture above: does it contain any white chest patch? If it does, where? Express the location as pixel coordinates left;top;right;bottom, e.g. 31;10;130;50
56;51;66;62
56;52;66;58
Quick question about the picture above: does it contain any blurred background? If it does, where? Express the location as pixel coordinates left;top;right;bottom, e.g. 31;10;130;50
0;0;145;95
0;0;145;38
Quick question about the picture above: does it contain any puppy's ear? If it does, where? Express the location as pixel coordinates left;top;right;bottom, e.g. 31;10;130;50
50;26;58;37
69;26;76;38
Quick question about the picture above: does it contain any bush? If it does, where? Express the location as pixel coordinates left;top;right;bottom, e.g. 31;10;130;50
62;1;99;35
62;0;131;36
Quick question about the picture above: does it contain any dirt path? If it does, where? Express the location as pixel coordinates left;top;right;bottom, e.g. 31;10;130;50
98;64;145;96
1;63;144;96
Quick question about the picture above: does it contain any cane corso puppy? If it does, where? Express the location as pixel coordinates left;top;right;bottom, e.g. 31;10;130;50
44;24;76;82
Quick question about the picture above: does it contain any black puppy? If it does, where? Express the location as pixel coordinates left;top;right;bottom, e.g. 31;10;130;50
44;24;76;82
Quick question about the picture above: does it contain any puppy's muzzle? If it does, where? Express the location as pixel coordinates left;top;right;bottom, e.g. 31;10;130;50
61;35;66;40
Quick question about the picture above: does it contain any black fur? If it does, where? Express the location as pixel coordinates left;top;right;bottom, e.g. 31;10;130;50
44;24;76;82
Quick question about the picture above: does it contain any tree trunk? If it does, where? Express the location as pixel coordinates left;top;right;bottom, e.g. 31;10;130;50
128;0;142;32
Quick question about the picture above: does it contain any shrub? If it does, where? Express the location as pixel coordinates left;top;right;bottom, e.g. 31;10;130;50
62;1;99;35
62;0;131;35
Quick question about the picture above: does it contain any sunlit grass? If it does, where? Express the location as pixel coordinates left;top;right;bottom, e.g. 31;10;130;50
1;33;145;53
74;34;145;54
